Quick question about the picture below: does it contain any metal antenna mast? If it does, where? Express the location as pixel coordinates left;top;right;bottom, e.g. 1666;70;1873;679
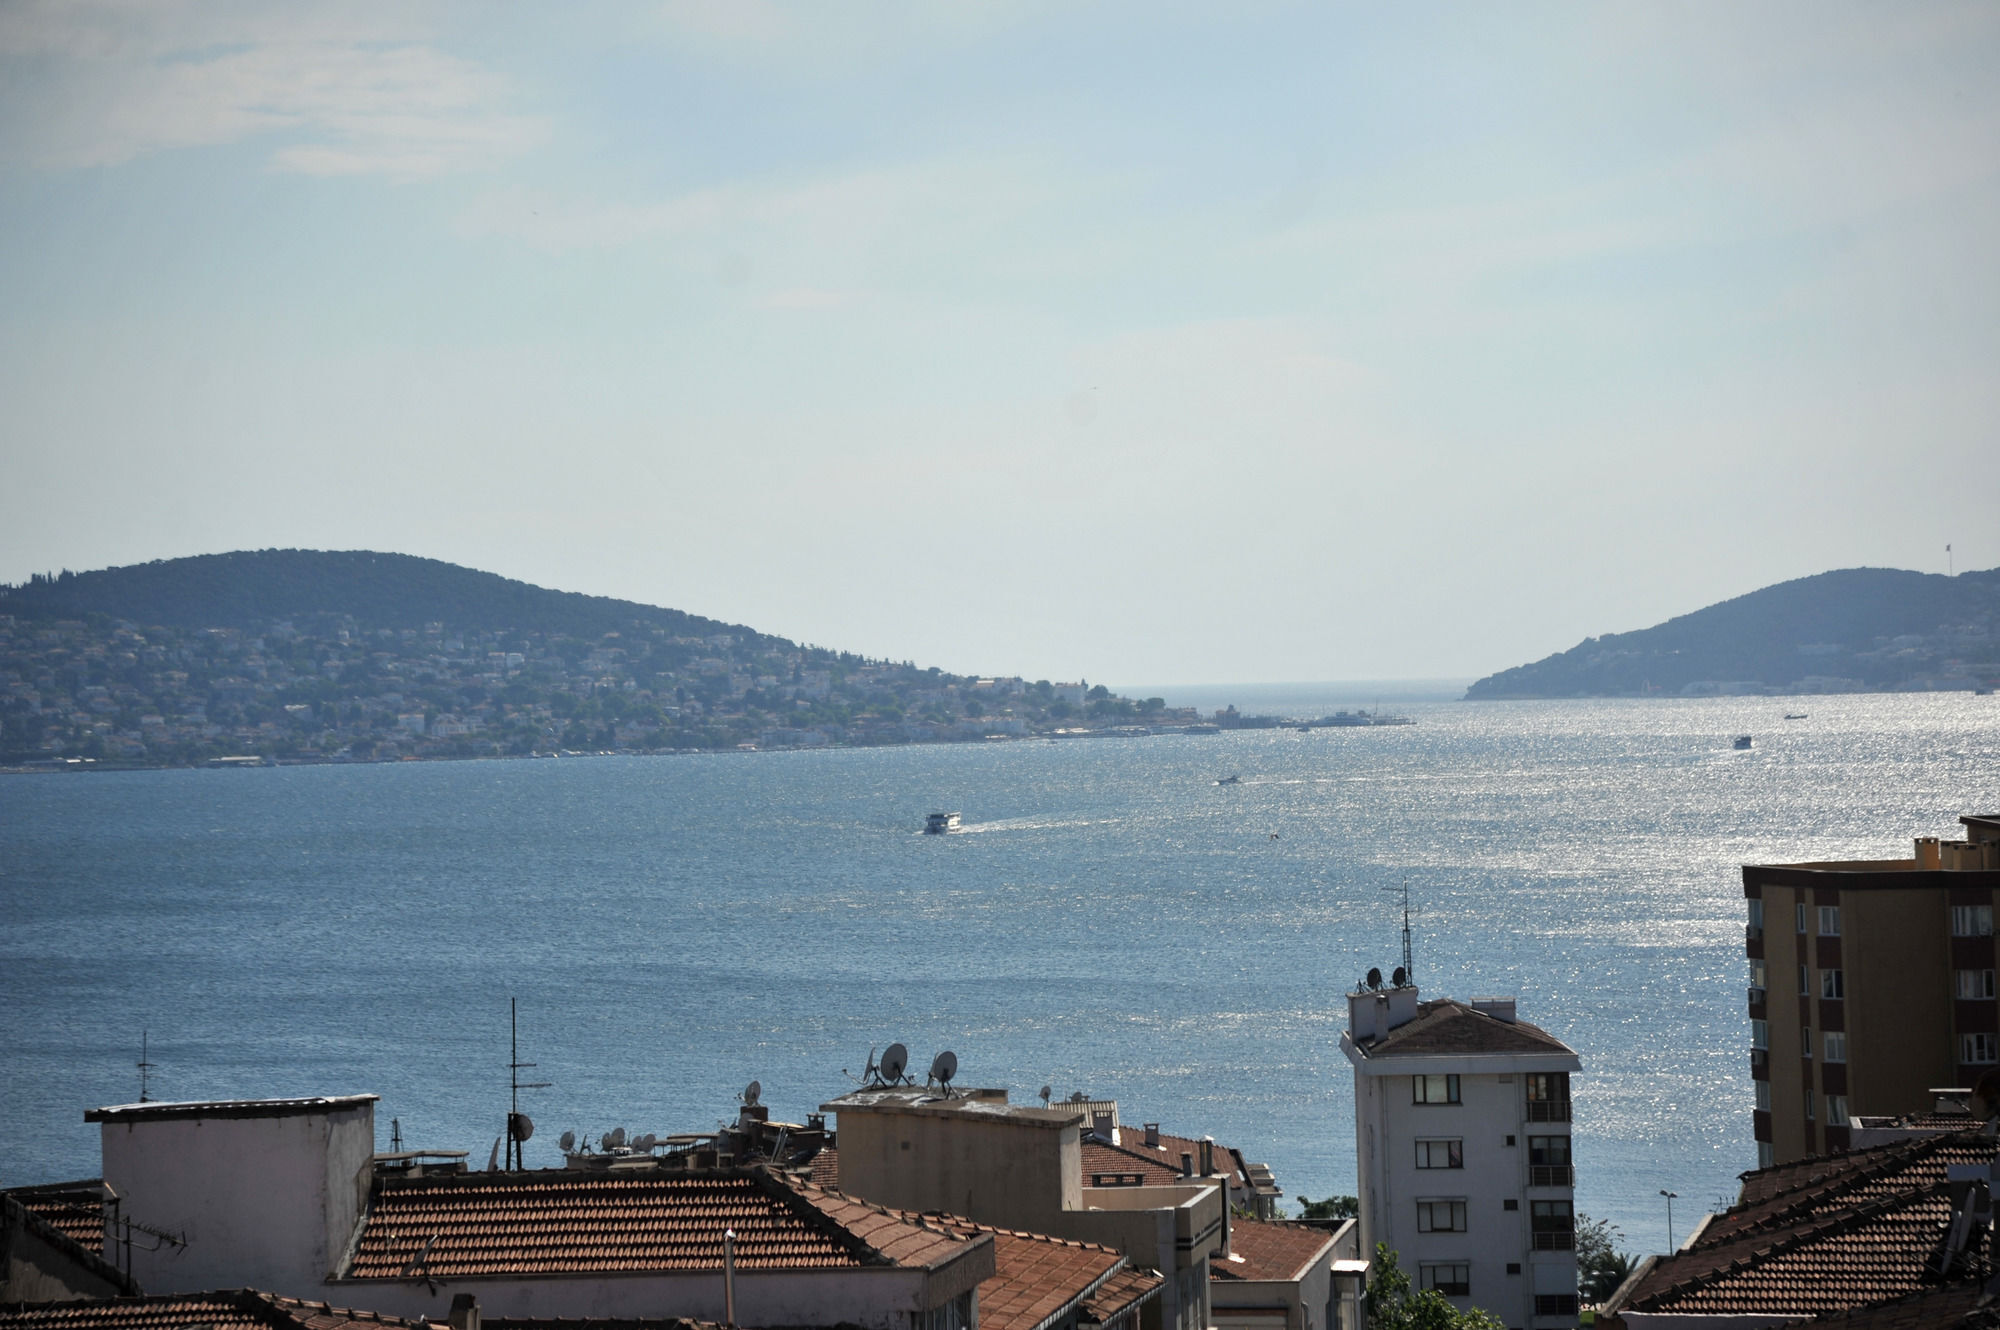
1380;877;1417;985
508;998;551;1171
137;1030;155;1103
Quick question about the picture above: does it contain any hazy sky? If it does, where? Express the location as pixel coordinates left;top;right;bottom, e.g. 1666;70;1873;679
3;2;1995;684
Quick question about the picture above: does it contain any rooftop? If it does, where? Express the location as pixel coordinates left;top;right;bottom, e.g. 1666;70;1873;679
342;1167;983;1281
4;1180;108;1254
1612;1130;1996;1320
926;1217;1151;1330
0;1292;435;1330
1210;1220;1335;1284
84;1096;378;1124
1347;998;1576;1059
818;1088;1081;1130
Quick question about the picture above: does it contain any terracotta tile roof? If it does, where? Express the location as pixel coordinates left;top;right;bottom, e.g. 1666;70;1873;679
4;1180;108;1254
1615;1130;1996;1319
486;1318;718;1330
1773;1283;2000;1329
1080;1129;1247;1189
1211;1220;1334;1284
1352;999;1575;1058
1080;1264;1164;1328
0;1291;434;1330
807;1146;838;1189
927;1218;1127;1330
1079;1142;1182;1187
343;1167;979;1280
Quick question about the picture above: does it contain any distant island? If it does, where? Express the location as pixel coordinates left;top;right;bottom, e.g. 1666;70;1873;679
0;550;1328;769
1465;566;2000;700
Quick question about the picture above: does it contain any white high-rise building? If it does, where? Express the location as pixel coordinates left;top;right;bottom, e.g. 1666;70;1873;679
1341;982;1582;1327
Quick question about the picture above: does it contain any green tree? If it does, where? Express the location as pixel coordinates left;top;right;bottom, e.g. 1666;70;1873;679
1296;1194;1359;1221
1576;1213;1635;1302
1365;1245;1504;1330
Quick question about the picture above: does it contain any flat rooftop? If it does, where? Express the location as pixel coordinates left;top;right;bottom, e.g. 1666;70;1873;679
86;1094;378;1123
820;1087;1085;1129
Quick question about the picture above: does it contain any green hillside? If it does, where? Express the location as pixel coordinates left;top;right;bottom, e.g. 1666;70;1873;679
1465;566;2000;699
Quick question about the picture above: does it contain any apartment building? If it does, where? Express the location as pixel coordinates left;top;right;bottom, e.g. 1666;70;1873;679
1340;983;1582;1328
1742;813;2000;1167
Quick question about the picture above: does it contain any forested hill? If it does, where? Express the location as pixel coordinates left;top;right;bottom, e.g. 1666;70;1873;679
1465;566;2000;699
0;550;772;646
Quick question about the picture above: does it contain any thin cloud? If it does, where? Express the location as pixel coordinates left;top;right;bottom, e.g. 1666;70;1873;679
0;0;544;176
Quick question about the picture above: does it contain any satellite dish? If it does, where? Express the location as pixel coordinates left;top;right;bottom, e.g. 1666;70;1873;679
635;1133;656;1152
1039;1085;1052;1106
509;1112;534;1142
559;1130;576;1153
1392;965;1407;987
929;1051;957;1086
608;1127;626;1149
744;1080;762;1107
880;1043;909;1083
1366;966;1383;989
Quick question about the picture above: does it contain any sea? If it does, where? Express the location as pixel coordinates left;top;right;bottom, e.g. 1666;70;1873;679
2;689;1995;1256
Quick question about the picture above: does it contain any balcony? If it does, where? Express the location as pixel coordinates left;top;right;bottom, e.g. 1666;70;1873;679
1747;985;1765;1007
1529;1164;1574;1187
1531;1231;1576;1251
1526;1101;1571;1122
1747;924;1763;943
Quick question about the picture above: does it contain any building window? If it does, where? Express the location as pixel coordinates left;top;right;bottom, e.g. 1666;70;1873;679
1957;969;1996;1000
1820;969;1844;999
1507;1262;1522;1275
1796;902;1806;933
1536;1295;1580;1317
1953;905;1995;937
1747;899;1764;938
1802;1025;1813;1058
1798;964;1809;996
1826;1094;1848;1126
1530;1199;1574;1250
1748;959;1766;988
1806;1094;1814;1121
1755;1080;1770;1110
1751;1019;1768;1050
1824;1031;1846;1063
1416;1199;1467;1232
1413;1074;1461;1105
1525;1072;1570;1121
1420;1263;1470;1297
1963;1033;1998;1065
1758;1142;1774;1169
1415;1138;1463;1169
1528;1135;1572;1186
1503;1198;1519;1210
1818;905;1840;937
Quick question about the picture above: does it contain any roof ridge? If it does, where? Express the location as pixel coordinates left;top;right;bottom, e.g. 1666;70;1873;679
925;1212;1118;1253
760;1166;942;1267
1722;1131;1974;1221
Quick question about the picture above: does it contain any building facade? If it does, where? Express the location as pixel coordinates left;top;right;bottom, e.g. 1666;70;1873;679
1742;813;2000;1167
1340;985;1581;1328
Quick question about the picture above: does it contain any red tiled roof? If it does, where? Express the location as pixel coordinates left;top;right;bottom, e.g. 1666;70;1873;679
928;1218;1126;1330
1080;1129;1247;1189
343;1168;977;1280
807;1146;839;1189
5;1180;108;1254
1080;1142;1181;1187
1773;1283;2000;1329
1211;1220;1334;1284
1080;1264;1164;1328
0;1291;435;1330
1616;1130;1996;1318
1353;999;1574;1058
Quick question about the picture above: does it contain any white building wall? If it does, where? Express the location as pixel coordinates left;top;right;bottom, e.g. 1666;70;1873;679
95;1097;376;1296
1346;1021;1580;1328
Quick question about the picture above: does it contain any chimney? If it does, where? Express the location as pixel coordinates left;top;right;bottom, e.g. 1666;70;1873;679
1180;1151;1193;1177
1144;1123;1161;1148
1200;1136;1215;1176
1916;836;1941;870
448;1296;480;1330
1091;1111;1113;1142
1472;997;1518;1024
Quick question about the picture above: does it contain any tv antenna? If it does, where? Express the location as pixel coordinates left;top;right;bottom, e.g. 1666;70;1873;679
506;998;551;1170
137;1030;155;1103
1381;877;1418;986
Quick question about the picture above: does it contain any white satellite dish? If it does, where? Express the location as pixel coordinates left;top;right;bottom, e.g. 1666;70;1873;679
635;1133;656;1152
744;1080;762;1107
929;1051;957;1086
880;1043;909;1083
608;1127;626;1149
1039;1085;1052;1106
559;1130;576;1153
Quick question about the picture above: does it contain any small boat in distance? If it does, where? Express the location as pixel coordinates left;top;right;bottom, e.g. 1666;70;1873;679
1733;735;1753;749
1216;775;1241;785
923;811;962;835
1784;713;1808;720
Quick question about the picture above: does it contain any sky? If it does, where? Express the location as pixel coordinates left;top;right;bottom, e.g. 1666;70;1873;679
2;2;1996;685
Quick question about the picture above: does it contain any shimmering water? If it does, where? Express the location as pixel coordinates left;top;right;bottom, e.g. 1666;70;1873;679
2;692;1994;1253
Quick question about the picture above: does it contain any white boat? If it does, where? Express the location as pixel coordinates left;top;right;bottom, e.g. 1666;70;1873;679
1733;735;1753;750
924;811;961;835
